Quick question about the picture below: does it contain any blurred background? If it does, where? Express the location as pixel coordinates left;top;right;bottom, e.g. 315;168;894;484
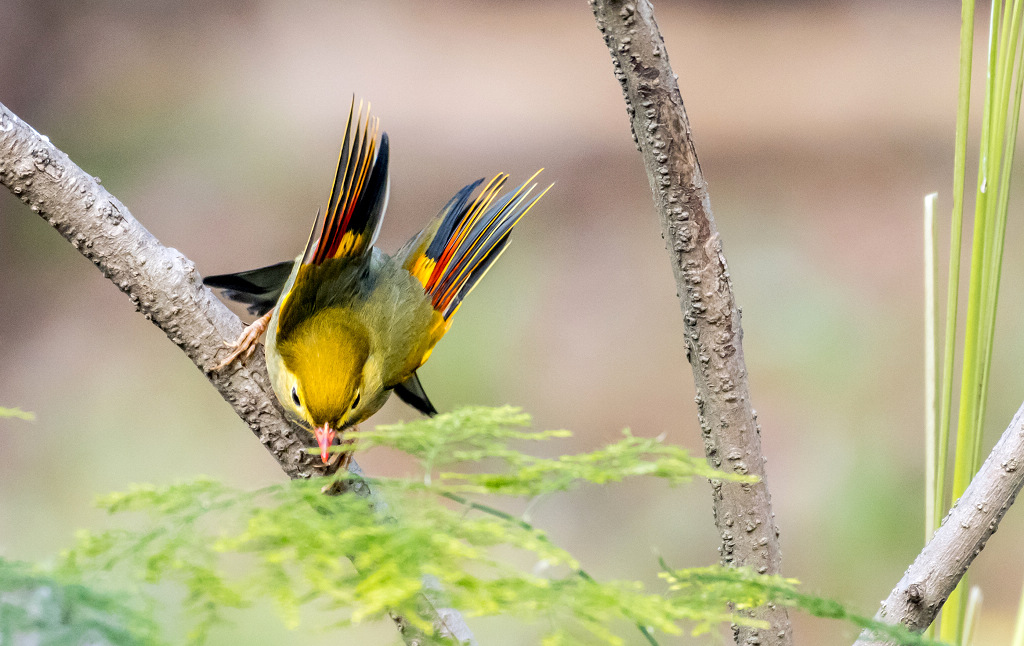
1;0;1022;643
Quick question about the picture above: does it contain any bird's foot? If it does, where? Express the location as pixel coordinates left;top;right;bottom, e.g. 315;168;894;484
213;310;273;371
329;426;359;470
336;450;353;471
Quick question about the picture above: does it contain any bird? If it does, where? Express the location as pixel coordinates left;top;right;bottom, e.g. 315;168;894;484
204;100;549;465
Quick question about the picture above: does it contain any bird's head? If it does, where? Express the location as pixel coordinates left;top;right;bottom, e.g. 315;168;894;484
274;310;370;463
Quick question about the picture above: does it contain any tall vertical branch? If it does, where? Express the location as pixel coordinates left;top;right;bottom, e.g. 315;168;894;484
589;2;792;644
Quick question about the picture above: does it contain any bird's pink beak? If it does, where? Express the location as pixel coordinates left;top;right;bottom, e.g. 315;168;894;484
314;424;336;464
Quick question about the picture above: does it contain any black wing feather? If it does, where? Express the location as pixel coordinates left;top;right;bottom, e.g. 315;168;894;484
203;260;295;315
393;372;438;417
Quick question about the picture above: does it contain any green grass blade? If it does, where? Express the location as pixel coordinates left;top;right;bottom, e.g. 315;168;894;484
1012;577;1024;646
0;406;35;421
934;0;977;537
950;0;998;506
962;586;983;646
975;0;1024;463
941;0;1024;642
924;193;939;542
940;0;986;642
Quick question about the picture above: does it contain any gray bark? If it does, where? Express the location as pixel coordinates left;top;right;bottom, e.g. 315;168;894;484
588;2;793;644
0;101;471;645
853;400;1024;645
0;105;321;479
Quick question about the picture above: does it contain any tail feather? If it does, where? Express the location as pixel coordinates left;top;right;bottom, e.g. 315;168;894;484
405;171;549;320
301;98;389;267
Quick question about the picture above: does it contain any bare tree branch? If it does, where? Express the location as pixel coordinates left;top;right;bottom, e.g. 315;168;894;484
589;2;792;644
853;400;1024;645
0;105;321;479
0;101;472;645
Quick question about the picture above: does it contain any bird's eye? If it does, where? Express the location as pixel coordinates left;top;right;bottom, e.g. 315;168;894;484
351;392;361;410
291;385;301;407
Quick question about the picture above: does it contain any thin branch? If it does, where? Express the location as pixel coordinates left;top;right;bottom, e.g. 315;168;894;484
0;101;472;645
588;1;792;644
853;400;1024;646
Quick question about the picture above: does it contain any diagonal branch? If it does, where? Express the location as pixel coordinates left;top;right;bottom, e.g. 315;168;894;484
853;400;1024;646
589;2;793;644
0;106;322;479
0;101;472;645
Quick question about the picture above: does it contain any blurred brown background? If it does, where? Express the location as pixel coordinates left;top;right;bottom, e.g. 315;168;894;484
2;0;1022;644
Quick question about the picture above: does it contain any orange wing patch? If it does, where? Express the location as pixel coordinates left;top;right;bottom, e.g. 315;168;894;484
406;171;550;321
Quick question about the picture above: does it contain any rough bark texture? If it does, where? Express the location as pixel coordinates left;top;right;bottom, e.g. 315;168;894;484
853;401;1024;645
589;2;793;644
0;104;324;479
0;101;471;645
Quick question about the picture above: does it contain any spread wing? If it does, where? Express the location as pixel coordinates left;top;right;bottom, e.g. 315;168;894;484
302;98;390;267
402;171;549;323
